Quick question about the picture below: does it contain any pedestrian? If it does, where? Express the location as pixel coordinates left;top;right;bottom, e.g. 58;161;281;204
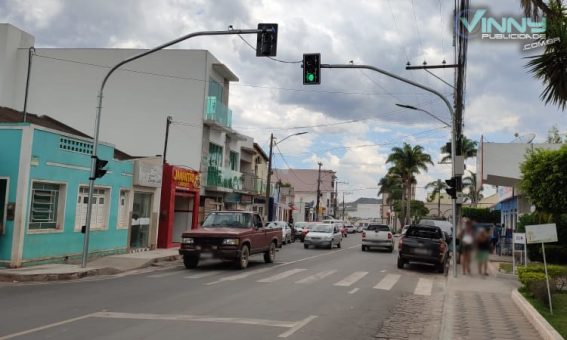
476;228;491;276
459;218;474;275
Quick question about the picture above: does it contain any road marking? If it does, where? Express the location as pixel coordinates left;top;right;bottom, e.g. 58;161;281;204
278;315;318;338
0;313;97;340
206;267;274;285
295;270;337;284
348;288;359;295
373;274;401;290
147;270;183;278
184;271;222;279
258;269;307;283
333;271;368;287
380;269;386;273
413;278;433;296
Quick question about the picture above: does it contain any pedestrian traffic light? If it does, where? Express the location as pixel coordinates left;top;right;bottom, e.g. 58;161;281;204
256;23;278;57
303;53;321;85
445;177;457;199
91;156;108;180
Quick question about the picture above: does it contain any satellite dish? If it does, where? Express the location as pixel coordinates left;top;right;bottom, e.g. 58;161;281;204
509;133;536;144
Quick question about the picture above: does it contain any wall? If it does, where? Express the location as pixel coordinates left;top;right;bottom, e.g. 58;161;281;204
0;24;34;109
0;126;22;262
349;203;381;219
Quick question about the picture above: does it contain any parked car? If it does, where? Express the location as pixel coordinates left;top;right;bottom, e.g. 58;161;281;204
304;223;343;249
323;220;348;237
401;225;411;236
294;222;310;242
267;221;293;245
356;221;370;232
397;224;449;273
179;211;281;270
345;224;356;234
361;224;394;252
300;223;315;242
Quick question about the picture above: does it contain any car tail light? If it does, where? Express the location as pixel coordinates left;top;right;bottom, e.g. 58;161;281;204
398;236;403;251
362;232;366;239
439;240;446;253
388;233;392;240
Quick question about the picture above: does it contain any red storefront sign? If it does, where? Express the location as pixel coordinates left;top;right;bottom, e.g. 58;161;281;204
158;164;200;248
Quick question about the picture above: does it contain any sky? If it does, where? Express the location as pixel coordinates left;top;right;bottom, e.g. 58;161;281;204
1;0;565;202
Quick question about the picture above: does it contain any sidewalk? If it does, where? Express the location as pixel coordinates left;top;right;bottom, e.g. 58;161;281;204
440;261;542;340
0;248;180;282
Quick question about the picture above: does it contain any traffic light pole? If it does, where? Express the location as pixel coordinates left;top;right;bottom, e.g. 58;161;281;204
320;64;458;277
81;27;275;268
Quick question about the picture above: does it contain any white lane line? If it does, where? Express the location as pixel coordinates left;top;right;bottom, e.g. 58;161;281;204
257;269;307;283
278;315;318;338
413;278;433;296
184;271;222;279
380;270;386;273
333;271;368;287
0;313;97;340
373;274;401;290
148;270;184;278
348;288;359;295
295;270;337;284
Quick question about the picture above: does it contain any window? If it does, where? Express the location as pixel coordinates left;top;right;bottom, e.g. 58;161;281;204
208;143;223;167
368;224;390;232
117;190;130;228
75;186;109;230
208;78;224;102
29;182;65;230
59;137;93;155
229;151;239;171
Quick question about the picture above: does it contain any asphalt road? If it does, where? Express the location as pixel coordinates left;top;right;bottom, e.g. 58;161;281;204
0;234;447;340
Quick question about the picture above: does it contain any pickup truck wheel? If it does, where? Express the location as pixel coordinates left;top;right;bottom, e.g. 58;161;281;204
337;241;341;248
436;263;445;273
237;245;250;269
388;246;394;253
361;245;366;251
264;242;276;263
183;255;199;269
304;244;309;249
397;257;405;269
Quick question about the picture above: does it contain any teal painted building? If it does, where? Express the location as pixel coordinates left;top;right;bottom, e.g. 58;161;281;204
0;109;134;267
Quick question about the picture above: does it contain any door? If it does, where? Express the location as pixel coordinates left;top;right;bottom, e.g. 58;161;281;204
173;194;194;243
131;192;152;249
0;178;7;234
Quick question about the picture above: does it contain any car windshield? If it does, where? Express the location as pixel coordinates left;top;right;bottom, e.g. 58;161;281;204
295;222;308;228
406;227;442;239
311;224;333;233
367;224;390;232
202;212;253;228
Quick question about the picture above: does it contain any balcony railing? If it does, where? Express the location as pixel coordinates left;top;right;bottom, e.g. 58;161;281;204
206;165;242;190
205;96;232;129
242;172;267;195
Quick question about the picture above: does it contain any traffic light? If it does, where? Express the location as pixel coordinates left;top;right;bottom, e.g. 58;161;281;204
90;156;108;180
445;177;457;199
303;53;321;85
256;23;278;57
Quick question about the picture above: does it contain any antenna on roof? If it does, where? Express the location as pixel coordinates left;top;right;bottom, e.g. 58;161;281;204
509;133;536;144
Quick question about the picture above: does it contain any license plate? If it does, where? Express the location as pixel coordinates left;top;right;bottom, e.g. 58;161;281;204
414;248;430;255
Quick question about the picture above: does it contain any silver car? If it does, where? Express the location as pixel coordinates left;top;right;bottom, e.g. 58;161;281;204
304;223;342;249
268;221;292;245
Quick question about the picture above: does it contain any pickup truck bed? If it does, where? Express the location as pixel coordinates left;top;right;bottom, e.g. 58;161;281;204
397;225;448;273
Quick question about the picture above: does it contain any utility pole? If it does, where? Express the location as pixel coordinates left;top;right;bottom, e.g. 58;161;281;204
265;133;274;221
342;192;345;220
334;177;338;219
163;115;172;164
315;162;322;221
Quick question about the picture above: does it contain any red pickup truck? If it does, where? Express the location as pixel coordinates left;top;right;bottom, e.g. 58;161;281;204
179;211;282;269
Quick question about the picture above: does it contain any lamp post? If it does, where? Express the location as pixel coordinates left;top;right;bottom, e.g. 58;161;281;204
265;131;308;221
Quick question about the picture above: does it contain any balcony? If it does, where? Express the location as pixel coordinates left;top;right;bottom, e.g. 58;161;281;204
204;96;232;130
206;165;242;191
242;172;267;195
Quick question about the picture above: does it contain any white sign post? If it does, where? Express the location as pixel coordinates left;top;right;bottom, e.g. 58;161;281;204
513;232;527;275
526;223;558;314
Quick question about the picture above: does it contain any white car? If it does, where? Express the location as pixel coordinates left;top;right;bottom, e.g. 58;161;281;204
268;221;292;245
362;224;394;252
304;223;342;249
345;224;356;233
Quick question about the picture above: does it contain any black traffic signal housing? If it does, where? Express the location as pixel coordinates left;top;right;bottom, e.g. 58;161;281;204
91;156;109;180
303;53;321;85
256;23;278;57
445;177;457;199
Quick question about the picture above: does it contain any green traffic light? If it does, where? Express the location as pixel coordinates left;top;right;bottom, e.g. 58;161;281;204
306;73;315;82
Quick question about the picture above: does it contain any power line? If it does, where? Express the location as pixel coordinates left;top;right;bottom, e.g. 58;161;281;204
274;144;313;186
410;0;425;55
237;34;302;64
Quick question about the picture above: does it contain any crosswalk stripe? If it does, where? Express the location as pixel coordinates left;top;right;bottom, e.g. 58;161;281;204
148;270;183;278
295;270;337;284
373;274;401;290
257;269;307;283
413;278;433;296
184;271;223;279
333;271;368;287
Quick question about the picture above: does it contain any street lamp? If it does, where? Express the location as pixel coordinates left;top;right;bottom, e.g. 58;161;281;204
395;104;451;127
265;131;308;221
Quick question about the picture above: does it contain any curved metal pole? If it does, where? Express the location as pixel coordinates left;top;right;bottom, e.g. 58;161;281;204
323;64;458;277
82;28;269;267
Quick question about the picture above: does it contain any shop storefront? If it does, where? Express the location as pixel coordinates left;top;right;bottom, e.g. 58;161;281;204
158;164;200;248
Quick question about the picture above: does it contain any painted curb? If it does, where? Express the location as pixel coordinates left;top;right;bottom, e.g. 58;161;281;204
511;289;564;340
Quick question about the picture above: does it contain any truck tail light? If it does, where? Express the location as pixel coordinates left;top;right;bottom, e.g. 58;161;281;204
439;240;446;254
398;236;403;251
362;232;366;239
388;233;392;240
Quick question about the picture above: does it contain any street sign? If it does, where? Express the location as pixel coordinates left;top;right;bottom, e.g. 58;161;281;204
513;233;526;244
525;223;558;244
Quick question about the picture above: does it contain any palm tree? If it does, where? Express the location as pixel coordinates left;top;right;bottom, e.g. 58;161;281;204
520;0;567;110
462;171;483;207
425;179;448;217
378;173;403;228
440;136;478;163
386;143;433;224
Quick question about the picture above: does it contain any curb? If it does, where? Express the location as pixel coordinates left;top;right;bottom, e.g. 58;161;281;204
511;289;564;340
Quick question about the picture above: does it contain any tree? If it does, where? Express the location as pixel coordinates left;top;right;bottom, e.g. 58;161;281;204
440;136;478;163
520;144;567;215
462;171;483;207
521;0;567;110
393;200;429;223
425;179;448;217
378;174;403;228
547;125;564;143
386;143;433;224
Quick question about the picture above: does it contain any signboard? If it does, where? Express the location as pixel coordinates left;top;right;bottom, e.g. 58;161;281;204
172;167;200;190
134;161;162;188
513;233;526;244
525;223;558;244
240;194;253;205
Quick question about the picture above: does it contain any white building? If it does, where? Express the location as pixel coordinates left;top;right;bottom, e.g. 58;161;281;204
344;198;382;220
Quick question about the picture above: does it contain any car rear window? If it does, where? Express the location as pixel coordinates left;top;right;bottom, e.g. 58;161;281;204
367;224;390;231
406;227;442;239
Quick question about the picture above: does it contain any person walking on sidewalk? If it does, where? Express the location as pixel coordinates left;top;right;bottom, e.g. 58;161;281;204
459;218;474;275
476;228;491;276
